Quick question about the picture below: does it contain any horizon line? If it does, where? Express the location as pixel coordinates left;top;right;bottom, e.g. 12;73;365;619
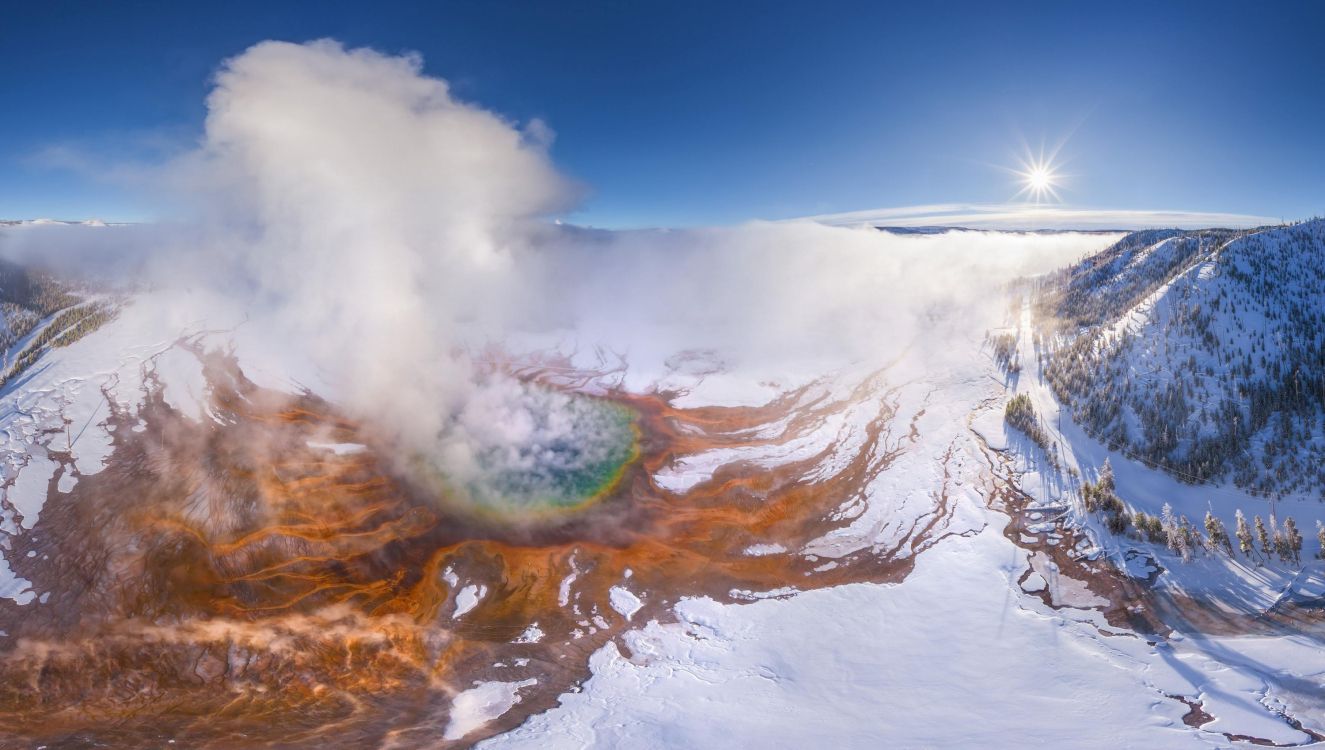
798;203;1289;231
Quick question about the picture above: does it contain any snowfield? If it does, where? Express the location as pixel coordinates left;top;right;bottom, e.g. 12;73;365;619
480;326;1324;747
1;228;1322;747
484;527;1319;749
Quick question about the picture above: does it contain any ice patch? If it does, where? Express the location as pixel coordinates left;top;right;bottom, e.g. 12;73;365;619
445;679;537;741
305;441;367;456
151;346;209;421
8;454;56;530
454;584;487;618
609;586;643;621
0;553;34;605
514;623;544;644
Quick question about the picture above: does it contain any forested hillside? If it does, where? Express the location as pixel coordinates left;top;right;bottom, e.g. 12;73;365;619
1032;219;1325;498
0;258;117;389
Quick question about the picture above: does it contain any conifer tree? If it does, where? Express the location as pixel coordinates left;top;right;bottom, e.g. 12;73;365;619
1270;514;1287;562
1099;458;1115;494
1161;503;1179;554
1133;510;1149;539
1204;511;1231;555
1178;515;1195;561
1235;510;1254;557
1283;517;1302;565
1255;514;1271;558
1146;513;1165;544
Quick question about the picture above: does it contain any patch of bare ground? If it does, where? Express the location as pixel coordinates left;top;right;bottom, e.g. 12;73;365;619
1184;694;1325;749
970;414;1168;635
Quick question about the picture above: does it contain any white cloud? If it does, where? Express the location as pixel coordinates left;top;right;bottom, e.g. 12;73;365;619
803;203;1281;230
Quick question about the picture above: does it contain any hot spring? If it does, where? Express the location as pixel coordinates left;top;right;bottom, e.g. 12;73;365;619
424;380;640;518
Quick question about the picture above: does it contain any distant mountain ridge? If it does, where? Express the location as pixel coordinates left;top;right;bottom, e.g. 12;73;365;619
1033;218;1325;498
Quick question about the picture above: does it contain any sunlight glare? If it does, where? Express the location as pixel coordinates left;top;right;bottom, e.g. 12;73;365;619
1012;156;1063;203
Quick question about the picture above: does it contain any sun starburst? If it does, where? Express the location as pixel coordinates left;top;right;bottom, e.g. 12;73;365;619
1012;155;1062;204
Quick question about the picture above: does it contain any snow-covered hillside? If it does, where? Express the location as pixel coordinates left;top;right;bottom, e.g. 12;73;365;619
1035;219;1325;498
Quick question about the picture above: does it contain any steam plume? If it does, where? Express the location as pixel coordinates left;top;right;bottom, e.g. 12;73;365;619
0;40;1116;507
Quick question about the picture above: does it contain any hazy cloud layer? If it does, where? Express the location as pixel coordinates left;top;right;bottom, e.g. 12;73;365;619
805;203;1281;230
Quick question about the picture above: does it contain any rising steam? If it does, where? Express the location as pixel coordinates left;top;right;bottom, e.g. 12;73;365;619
0;40;1113;512
186;40;582;491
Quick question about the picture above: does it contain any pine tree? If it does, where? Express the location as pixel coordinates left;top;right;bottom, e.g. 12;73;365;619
1133;510;1149;540
1160;504;1193;562
1317;520;1325;560
1147;514;1165;544
1178;515;1195;562
1235;509;1254;557
1134;511;1165;544
1099;458;1115;494
1255;514;1271;559
1161;503;1179;555
1270;514;1287;562
1283;517;1302;565
1204;511;1232;555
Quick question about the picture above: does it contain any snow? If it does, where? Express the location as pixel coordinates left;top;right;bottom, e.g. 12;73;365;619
1039;222;1325;504
608;586;643;621
0;293;198;600
0;547;34;606
483;528;1250;750
2;231;1319;746
6;453;55;530
0;285;374;604
1196;634;1325;736
454;584;487;618
969;406;1009;450
474;230;1325;747
305;441;367;456
668;371;788;409
558;558;579;609
1004;290;1325;600
151;345;209;421
652;380;881;495
513;623;544;644
445;679;537;741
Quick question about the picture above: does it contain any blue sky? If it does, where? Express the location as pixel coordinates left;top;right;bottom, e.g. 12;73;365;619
2;1;1322;227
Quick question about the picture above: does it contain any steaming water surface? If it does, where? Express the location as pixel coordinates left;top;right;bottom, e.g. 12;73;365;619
429;386;639;518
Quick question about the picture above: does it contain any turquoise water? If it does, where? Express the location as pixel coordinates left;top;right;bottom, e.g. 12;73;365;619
438;386;639;517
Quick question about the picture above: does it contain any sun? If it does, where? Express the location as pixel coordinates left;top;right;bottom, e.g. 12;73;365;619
1012;156;1063;203
1028;166;1051;192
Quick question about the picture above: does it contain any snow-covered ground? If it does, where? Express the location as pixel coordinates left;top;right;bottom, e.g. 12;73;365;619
994;294;1325;606
2;230;1321;747
0;287;315;605
486;527;1319;748
478;328;1324;747
479;230;1325;746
